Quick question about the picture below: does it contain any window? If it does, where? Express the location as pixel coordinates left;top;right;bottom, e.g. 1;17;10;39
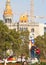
23;28;27;31
44;27;46;32
31;28;34;33
20;28;23;31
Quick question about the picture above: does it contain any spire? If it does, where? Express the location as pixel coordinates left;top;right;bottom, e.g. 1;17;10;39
7;0;10;2
3;0;13;23
3;0;13;16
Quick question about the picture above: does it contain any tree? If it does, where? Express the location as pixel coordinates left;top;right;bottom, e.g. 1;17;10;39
35;34;46;59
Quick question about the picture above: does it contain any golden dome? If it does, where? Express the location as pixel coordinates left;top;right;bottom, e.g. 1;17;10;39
3;0;13;16
20;15;28;22
4;9;13;16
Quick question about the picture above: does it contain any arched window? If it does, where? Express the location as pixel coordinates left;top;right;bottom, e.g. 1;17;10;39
31;28;34;33
31;28;34;37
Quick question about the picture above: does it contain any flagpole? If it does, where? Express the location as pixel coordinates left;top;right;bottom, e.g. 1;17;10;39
29;40;32;58
29;32;35;58
29;33;32;58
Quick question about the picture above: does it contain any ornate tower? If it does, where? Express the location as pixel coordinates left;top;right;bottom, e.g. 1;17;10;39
3;0;13;23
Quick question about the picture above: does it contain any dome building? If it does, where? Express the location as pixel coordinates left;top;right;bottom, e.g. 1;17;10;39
3;0;46;38
20;14;28;22
3;0;13;23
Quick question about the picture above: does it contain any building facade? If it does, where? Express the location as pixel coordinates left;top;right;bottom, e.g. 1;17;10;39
3;0;46;38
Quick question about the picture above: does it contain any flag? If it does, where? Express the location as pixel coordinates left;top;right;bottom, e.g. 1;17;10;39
31;38;35;44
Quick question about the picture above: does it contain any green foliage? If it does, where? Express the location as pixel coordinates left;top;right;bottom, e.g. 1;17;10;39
0;20;29;58
0;20;46;59
35;33;46;59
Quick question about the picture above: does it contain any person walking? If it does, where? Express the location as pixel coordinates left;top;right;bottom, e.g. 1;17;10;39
36;48;40;63
22;61;28;65
31;45;37;59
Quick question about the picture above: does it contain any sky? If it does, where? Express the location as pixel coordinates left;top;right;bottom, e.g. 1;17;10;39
0;0;46;23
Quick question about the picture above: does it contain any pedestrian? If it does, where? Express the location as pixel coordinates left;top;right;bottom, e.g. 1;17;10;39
31;45;37;59
22;61;28;65
36;47;40;63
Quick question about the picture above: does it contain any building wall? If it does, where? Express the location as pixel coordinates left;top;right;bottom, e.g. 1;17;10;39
44;24;46;33
5;21;45;38
5;22;18;31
